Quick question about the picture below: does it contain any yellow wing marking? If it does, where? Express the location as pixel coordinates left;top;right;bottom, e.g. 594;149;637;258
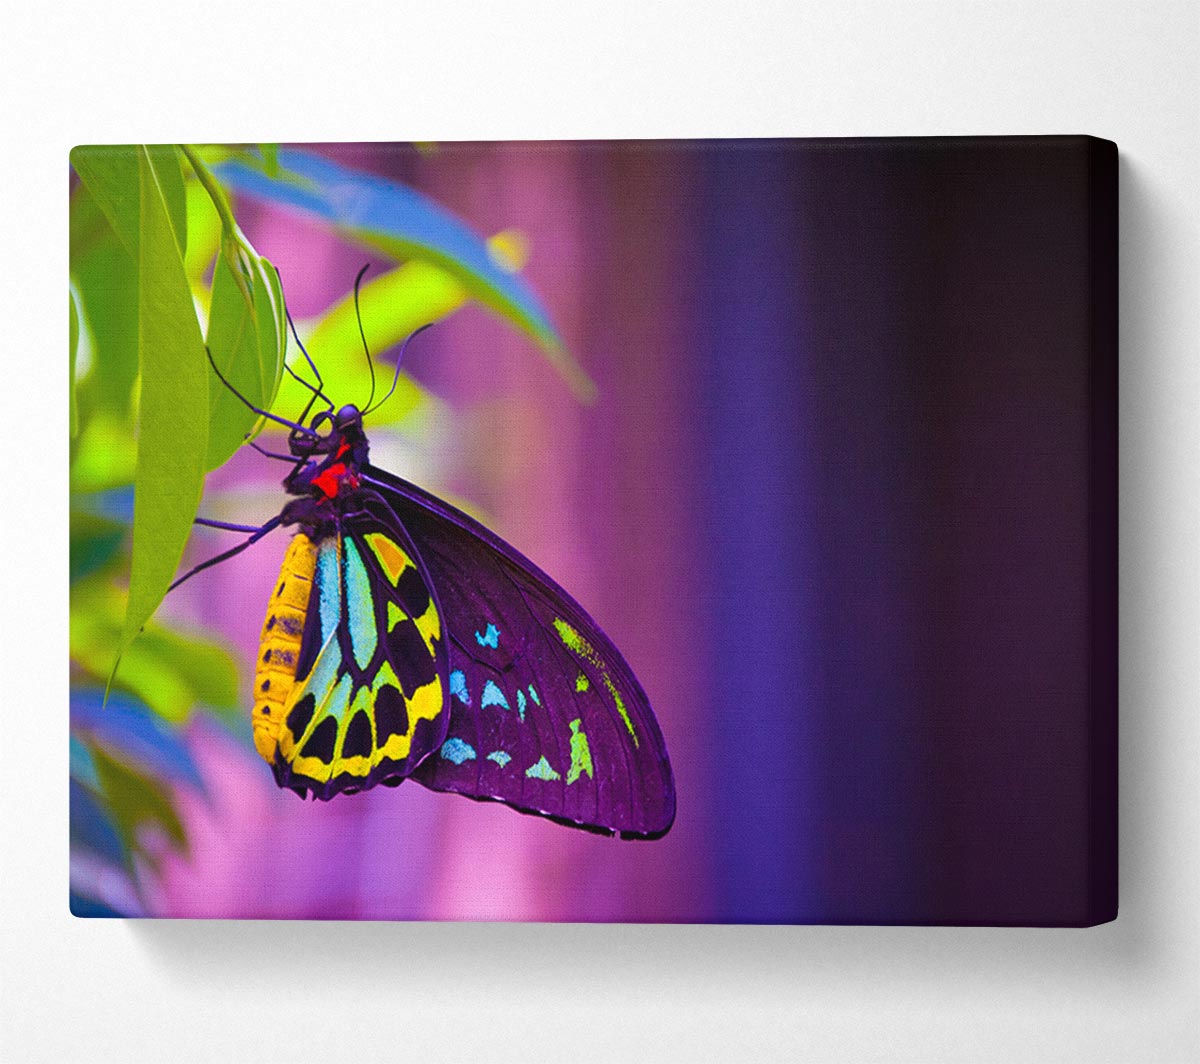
376;677;443;764
412;597;442;658
553;616;638;747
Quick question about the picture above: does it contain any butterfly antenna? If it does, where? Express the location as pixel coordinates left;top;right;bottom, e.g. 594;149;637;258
264;268;329;434
284;304;333;411
353;263;377;412
363;323;435;417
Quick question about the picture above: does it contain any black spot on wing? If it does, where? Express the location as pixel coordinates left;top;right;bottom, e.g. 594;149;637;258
412;714;444;759
396;565;430;617
343;711;372;759
301;717;338;763
286;694;316;740
386;620;438;698
369;715;444;786
374;684;409;742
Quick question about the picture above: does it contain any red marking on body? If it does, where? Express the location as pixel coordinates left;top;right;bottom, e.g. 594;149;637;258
335;442;350;460
313;462;347;498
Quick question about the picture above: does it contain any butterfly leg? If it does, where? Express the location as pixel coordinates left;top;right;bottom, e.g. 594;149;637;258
282;305;334;413
282;362;334;414
168;514;284;591
244;438;304;463
193;517;268;534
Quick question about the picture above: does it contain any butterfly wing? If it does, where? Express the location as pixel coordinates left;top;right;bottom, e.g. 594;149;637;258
360;467;675;839
269;516;450;801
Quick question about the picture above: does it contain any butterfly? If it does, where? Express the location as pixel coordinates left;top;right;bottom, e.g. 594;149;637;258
180;309;675;840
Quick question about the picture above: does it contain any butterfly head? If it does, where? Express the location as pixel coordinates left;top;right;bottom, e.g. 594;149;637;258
291;403;367;456
282;402;371;509
332;404;364;435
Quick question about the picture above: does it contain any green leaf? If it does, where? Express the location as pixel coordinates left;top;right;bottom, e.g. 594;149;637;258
70;291;80;437
72;145;187;260
204;248;285;469
179;145;258;310
183;178;222;282
70;174;119;264
157;146;189;257
180;143;286;464
261;255;288;381
71;145;139;258
70;186;139;418
76;620;196;722
116;147;209;672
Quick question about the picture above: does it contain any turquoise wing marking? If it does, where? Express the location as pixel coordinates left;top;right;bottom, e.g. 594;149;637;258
344;538;378;668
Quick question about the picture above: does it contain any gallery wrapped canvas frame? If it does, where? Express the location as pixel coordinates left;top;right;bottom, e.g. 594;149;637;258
68;136;1117;925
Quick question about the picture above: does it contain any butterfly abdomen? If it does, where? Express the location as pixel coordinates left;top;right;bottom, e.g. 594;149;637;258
252;534;319;764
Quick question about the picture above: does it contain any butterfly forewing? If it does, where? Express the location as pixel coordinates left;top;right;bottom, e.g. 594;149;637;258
362;468;676;838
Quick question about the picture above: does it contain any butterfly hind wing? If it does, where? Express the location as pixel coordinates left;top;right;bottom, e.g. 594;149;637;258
360;467;675;838
268;518;451;801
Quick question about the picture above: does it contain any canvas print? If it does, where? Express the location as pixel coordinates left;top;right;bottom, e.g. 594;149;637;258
68;137;1117;924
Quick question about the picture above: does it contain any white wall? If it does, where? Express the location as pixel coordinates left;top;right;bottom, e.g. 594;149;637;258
6;2;1197;1060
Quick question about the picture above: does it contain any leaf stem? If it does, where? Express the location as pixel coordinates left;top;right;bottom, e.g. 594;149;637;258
179;144;255;308
179;145;237;234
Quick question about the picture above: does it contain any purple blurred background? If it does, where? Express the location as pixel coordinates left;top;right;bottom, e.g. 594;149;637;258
156;139;1108;923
